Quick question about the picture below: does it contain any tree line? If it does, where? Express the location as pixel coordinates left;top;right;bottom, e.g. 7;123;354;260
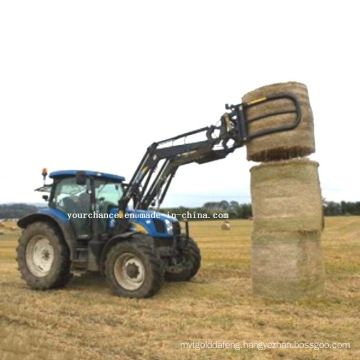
162;200;360;219
1;200;360;220
323;200;360;216
161;201;252;220
0;204;38;220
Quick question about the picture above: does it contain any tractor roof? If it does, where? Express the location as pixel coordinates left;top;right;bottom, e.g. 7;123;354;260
49;170;125;182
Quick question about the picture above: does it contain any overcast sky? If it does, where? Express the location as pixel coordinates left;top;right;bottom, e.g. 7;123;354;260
1;1;359;207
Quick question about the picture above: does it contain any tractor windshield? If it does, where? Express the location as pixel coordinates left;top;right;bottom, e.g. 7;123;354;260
95;180;124;209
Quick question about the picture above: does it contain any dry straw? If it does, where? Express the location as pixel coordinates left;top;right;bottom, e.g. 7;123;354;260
251;230;325;299
243;81;315;162
252;271;325;300
251;230;324;277
250;158;323;232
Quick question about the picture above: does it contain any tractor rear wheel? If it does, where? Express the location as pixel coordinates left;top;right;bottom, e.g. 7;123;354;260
17;222;71;290
165;237;201;282
105;240;164;298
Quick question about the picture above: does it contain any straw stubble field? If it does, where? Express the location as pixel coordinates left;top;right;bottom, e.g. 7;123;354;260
0;218;359;360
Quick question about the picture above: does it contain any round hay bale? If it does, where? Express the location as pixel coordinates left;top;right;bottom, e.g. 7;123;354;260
243;81;315;162
250;158;323;232
251;230;325;299
221;221;230;230
0;231;4;236
10;226;16;231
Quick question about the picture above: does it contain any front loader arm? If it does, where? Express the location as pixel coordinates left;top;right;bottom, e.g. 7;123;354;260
119;93;301;212
140;144;238;209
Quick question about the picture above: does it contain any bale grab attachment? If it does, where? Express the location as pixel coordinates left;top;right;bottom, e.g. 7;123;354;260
119;93;301;212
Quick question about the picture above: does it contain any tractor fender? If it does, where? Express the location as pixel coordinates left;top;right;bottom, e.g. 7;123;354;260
17;213;77;261
100;231;155;274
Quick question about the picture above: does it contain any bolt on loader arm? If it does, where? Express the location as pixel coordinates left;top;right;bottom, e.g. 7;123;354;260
119;93;301;212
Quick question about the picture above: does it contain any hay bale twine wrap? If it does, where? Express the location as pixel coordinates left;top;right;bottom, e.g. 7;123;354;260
243;81;315;162
250;158;323;232
251;230;325;299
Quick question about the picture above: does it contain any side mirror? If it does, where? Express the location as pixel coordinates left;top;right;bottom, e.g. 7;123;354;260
76;171;87;185
42;195;49;201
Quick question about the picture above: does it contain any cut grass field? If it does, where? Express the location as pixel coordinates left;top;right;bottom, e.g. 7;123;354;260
0;217;359;360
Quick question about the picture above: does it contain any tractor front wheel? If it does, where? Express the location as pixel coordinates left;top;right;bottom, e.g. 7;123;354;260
105;240;164;298
165;237;201;282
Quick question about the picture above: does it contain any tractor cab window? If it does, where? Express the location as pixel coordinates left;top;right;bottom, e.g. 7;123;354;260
52;177;92;239
94;180;123;212
53;177;91;214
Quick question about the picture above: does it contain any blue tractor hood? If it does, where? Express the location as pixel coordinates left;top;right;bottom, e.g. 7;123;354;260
116;208;179;237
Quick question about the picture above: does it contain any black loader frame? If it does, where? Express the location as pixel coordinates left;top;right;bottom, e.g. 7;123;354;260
119;93;301;212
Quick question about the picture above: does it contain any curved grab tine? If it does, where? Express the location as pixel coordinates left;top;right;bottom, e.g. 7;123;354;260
245;93;302;140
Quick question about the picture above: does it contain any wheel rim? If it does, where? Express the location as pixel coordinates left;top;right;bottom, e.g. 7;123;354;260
25;235;55;277
114;253;145;291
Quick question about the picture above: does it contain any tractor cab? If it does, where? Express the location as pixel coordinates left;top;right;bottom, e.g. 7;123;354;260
36;169;181;245
38;170;127;240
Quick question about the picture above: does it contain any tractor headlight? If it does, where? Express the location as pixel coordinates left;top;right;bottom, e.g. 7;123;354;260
164;219;173;235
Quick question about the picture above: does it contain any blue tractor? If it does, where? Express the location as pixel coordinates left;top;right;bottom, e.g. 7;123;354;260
17;170;199;298
16;94;302;298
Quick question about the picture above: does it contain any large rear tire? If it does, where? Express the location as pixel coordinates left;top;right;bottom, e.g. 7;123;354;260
16;222;71;290
105;239;164;298
165;237;201;282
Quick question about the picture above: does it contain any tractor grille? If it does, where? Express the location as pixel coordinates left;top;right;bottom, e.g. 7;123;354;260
172;222;181;236
153;219;166;233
